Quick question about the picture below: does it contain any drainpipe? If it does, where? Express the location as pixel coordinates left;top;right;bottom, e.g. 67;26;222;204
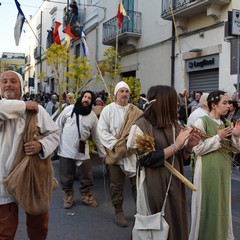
40;11;43;93
171;21;175;87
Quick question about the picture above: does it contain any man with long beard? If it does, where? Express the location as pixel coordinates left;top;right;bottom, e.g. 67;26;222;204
56;90;106;209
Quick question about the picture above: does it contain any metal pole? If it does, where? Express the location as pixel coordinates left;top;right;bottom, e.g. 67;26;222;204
40;11;43;93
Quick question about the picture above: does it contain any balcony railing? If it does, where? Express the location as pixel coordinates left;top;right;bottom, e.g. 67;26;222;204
161;0;230;20
102;10;142;45
162;0;196;14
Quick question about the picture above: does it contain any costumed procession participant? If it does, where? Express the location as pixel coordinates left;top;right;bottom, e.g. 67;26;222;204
51;92;75;121
97;81;142;227
187;92;209;128
127;85;201;240
189;90;240;240
51;92;75;161
92;97;104;118
0;70;60;240
45;94;59;116
56;90;106;209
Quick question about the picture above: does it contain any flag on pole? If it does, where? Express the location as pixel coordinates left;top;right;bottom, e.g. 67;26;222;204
80;28;88;57
117;0;127;28
53;21;61;45
14;0;26;46
64;34;71;49
64;23;78;41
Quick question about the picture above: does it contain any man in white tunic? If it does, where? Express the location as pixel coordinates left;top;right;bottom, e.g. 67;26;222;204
56;90;106;209
51;92;74;121
0;70;60;240
187;92;209;128
97;81;142;227
45;94;59;116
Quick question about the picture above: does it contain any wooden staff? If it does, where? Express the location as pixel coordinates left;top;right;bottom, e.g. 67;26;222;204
164;161;197;191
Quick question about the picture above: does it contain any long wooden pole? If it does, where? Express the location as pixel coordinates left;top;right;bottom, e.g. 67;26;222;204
167;0;188;119
165;161;197;191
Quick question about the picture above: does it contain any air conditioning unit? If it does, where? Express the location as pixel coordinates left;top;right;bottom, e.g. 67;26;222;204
34;46;41;59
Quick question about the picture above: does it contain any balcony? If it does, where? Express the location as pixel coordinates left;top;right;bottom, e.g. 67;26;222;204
161;0;230;21
102;10;142;47
63;7;86;29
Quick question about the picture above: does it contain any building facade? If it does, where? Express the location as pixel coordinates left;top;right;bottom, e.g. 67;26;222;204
161;0;240;95
24;0;240;96
0;52;25;76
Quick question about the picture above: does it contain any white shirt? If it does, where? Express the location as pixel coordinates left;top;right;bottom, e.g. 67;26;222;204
187;107;209;128
97;102;137;177
56;105;106;163
45;100;59;116
0;99;60;204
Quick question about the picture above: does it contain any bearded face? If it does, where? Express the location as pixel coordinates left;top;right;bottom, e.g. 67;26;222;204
0;72;21;100
81;92;92;107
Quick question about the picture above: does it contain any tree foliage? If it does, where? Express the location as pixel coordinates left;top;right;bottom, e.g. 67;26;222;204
46;44;69;112
66;56;93;99
123;77;141;105
99;47;142;105
99;47;122;100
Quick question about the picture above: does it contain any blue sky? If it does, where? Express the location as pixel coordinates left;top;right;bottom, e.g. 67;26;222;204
0;1;43;54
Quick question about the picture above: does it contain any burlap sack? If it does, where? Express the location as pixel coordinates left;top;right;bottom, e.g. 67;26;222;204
105;104;142;165
105;138;129;165
3;112;57;215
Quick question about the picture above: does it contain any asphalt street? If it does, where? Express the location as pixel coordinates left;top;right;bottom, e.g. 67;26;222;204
15;160;240;240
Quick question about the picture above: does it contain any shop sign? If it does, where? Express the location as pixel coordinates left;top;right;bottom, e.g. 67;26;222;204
185;54;219;72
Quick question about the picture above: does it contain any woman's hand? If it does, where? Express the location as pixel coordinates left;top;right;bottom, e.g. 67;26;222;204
186;129;202;149
175;128;193;151
217;126;233;138
232;119;240;137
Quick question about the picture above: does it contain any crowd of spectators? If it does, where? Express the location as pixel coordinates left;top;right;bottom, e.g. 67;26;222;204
22;90;109;109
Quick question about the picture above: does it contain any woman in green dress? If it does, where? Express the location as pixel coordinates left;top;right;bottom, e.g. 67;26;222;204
189;90;240;240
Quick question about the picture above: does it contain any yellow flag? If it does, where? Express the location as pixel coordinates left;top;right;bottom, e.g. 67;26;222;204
119;1;127;16
64;34;71;49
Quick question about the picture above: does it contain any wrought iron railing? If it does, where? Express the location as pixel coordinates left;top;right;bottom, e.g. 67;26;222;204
162;0;197;14
102;10;142;43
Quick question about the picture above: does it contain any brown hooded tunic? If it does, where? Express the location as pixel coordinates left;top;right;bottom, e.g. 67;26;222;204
135;117;189;240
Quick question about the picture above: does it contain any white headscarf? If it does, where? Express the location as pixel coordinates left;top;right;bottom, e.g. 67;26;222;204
114;81;130;95
0;70;24;98
199;92;209;107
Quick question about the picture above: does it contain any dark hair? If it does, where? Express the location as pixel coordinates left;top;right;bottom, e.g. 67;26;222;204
207;90;228;124
207;90;227;111
81;90;95;105
71;90;95;117
229;100;238;109
143;85;178;128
